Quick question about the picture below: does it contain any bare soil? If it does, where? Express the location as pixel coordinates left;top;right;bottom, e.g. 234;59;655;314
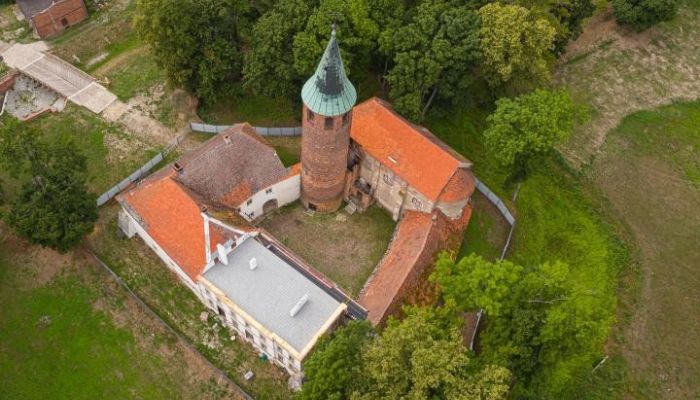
555;4;700;168
260;202;396;296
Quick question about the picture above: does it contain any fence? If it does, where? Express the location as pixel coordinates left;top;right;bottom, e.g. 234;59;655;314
190;122;302;137
474;178;516;260
96;132;188;207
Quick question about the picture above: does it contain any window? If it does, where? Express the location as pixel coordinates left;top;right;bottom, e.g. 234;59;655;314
383;173;394;185
342;113;350;126
61;18;69;27
266;188;273;194
246;199;252;205
308;203;317;211
324;117;333;130
411;197;423;210
306;109;315;123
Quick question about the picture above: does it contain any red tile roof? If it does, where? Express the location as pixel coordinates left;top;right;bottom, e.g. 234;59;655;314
351;97;472;202
438;168;476;203
118;172;225;280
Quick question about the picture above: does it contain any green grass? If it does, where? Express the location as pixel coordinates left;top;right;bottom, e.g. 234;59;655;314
198;94;299;126
104;48;166;101
0;243;227;399
0;107;158;195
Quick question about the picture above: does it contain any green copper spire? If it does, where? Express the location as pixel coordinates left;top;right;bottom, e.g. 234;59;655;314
301;25;357;117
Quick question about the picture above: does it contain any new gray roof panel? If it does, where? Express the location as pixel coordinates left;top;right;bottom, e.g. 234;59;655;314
203;237;342;353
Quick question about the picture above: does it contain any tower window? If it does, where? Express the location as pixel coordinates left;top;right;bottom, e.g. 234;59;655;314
307;109;315;123
324;117;333;130
342;113;350;126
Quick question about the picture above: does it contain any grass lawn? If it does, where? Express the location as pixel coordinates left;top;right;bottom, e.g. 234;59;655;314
580;101;700;399
87;206;291;399
198;94;299;127
0;106;158;199
459;191;511;261
260;202;396;296
0;227;239;400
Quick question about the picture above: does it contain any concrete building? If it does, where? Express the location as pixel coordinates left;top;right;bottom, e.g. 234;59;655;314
17;0;88;39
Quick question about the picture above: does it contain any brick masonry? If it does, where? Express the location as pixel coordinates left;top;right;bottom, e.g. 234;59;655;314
30;0;88;39
300;105;351;212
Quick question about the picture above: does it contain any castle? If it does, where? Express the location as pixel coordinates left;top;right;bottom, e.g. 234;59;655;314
116;27;476;379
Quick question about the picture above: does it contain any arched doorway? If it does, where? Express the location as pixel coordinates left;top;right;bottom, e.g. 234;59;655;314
262;199;279;215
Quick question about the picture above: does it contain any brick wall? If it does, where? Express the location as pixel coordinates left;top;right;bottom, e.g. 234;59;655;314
0;70;19;93
31;0;88;39
300;105;351;212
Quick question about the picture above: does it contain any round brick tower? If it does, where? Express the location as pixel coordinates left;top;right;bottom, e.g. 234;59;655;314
300;26;357;213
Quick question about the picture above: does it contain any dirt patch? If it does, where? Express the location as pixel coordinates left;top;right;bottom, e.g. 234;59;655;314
555;4;700;167
260;202;395;296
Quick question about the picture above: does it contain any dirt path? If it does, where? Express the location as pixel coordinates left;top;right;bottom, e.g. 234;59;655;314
92;46;148;77
554;5;700;168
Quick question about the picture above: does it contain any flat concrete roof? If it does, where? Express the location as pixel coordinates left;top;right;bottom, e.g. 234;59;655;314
203;236;343;353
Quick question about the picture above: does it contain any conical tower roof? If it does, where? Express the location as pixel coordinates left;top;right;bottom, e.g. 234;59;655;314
301;26;357;117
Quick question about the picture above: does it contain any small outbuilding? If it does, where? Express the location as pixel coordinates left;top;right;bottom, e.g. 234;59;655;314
17;0;88;39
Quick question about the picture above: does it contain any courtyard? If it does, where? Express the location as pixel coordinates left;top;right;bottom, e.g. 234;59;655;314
260;201;396;297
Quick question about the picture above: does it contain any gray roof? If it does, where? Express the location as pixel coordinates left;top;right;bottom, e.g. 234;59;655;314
203;237;343;353
301;26;357;117
175;124;288;208
17;0;54;18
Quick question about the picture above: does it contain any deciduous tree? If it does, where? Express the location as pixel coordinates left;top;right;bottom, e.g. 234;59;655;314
381;0;481;119
477;3;556;88
432;253;611;398
612;0;677;31
243;0;311;97
298;321;374;400
292;0;379;82
0;118;97;252
483;89;575;181
135;0;248;100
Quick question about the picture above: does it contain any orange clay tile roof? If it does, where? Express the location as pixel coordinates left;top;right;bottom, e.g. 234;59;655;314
358;211;435;325
438;168;476;203
351;97;473;202
118;172;225;280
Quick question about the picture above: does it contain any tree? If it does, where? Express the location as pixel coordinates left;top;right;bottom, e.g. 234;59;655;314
0;119;97;252
381;0;481;119
432;253;612;398
298;321;374;400
243;0;311;97
292;0;379;82
135;0;248;100
352;307;511;400
612;0;677;31
518;0;595;54
483;89;575;181
477;3;556;88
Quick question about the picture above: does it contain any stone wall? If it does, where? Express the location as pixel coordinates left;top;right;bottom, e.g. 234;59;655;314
31;0;88;39
0;70;19;93
238;172;301;221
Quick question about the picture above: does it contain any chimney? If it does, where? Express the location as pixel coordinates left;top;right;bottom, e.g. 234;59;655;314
223;135;231;144
173;162;183;173
249;257;258;270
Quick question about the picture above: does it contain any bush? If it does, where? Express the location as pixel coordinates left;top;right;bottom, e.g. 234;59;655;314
612;0;678;31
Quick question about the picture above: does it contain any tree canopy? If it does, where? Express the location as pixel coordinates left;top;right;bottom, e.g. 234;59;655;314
0;118;97;252
292;0;379;82
612;0;678;31
432;253;612;398
477;3;556;88
381;0;481;119
135;0;248;101
243;0;311;97
483;89;575;181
